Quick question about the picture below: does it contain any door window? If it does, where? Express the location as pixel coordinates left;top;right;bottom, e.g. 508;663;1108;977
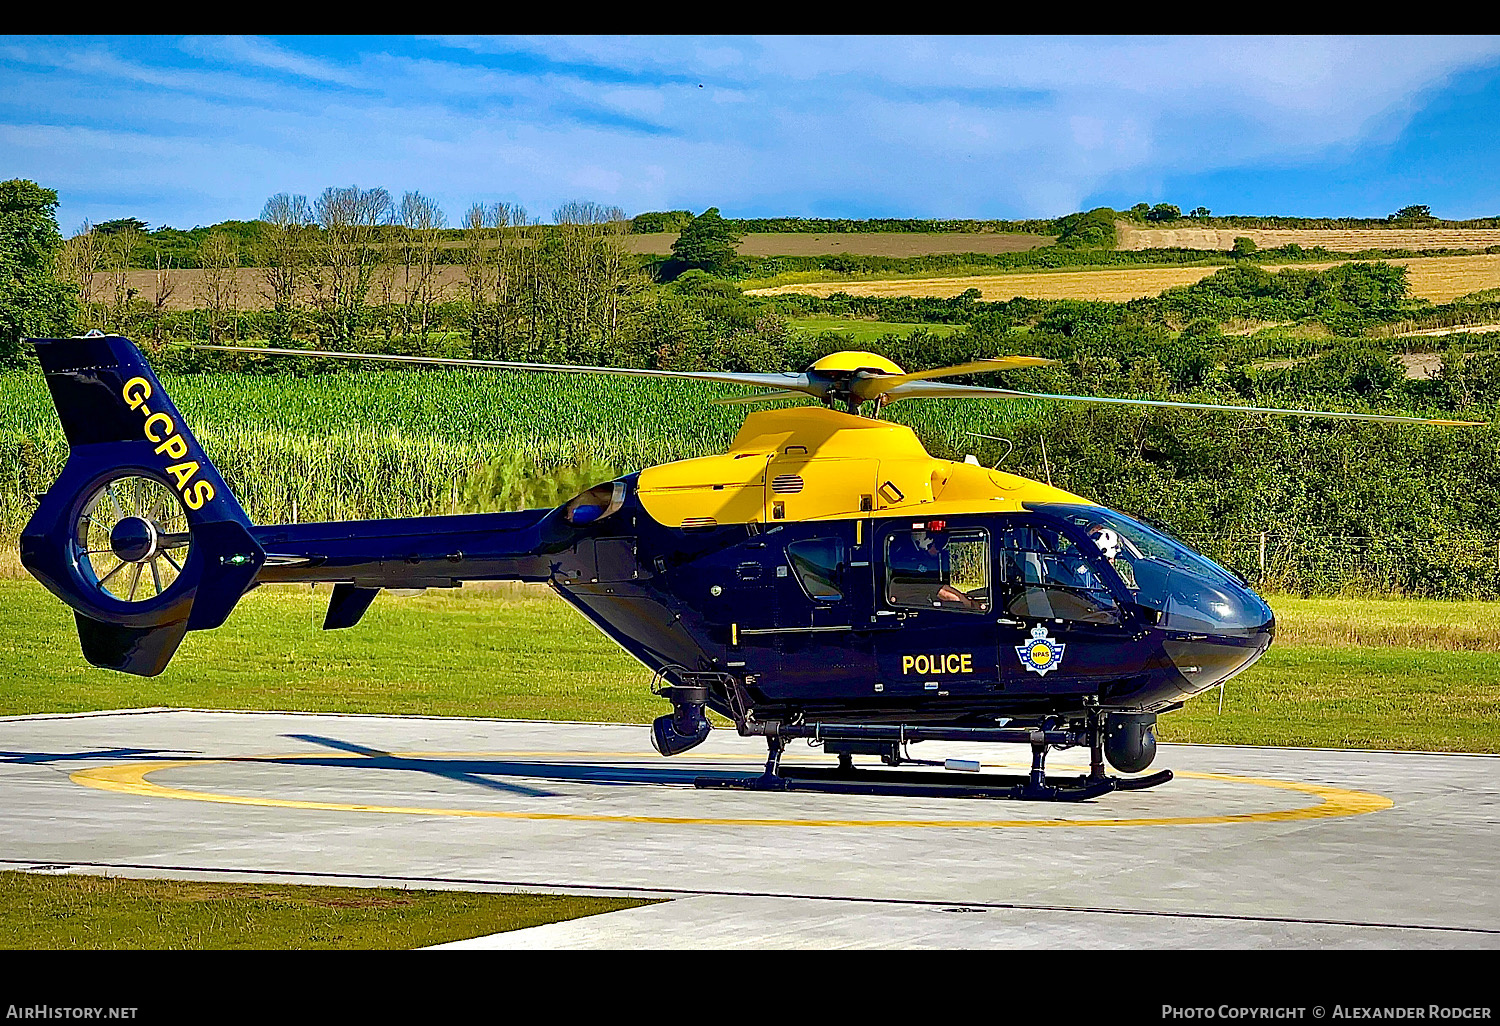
884;528;990;612
786;537;845;602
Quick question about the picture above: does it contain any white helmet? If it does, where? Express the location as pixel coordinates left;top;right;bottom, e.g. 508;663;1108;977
1091;527;1121;560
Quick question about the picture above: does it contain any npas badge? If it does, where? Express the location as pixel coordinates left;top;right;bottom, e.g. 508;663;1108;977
1016;624;1066;676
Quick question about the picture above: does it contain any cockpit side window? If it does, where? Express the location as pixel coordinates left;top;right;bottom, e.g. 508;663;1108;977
1000;523;1121;624
884;528;990;613
786;537;845;602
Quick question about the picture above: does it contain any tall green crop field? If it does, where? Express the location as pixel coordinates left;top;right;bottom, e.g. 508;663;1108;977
0;369;1053;531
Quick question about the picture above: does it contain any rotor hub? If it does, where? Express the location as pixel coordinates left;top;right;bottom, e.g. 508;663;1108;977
109;516;159;563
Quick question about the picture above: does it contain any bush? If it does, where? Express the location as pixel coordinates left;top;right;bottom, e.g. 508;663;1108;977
668;208;742;278
0;179;76;368
1053;208;1119;249
631;210;695;234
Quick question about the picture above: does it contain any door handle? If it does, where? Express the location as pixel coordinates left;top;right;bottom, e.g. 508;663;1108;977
996;617;1023;627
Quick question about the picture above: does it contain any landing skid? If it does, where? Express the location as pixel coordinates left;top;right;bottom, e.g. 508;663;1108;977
696;765;1174;801
689;706;1172;802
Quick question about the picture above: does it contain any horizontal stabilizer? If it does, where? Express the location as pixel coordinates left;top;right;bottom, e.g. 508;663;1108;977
74;612;189;677
323;583;379;630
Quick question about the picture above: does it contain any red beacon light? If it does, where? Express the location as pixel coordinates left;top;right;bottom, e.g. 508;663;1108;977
926;520;947;532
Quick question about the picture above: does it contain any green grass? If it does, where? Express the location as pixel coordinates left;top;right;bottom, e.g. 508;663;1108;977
1265;594;1500;650
1161;643;1500;750
788;316;962;343
1;575;1495;752
0;871;654;949
1158;594;1500;750
0;577;657;722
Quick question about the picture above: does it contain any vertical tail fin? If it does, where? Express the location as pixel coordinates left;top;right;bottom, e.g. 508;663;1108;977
19;335;265;675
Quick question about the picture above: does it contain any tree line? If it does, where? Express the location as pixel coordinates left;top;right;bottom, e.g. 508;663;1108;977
10;176;1500;416
51;198;1500;279
51;187;647;357
62;209;1064;273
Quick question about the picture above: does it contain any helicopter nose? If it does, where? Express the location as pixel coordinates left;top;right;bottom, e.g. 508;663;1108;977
1164;614;1275;695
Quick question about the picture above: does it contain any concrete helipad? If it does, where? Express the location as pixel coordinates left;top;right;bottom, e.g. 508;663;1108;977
2;708;1496;948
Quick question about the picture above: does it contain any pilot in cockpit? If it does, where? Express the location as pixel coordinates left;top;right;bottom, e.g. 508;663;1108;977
905;530;979;609
1084;521;1138;590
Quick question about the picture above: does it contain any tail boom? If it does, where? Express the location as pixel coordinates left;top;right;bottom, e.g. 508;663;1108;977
248;508;563;589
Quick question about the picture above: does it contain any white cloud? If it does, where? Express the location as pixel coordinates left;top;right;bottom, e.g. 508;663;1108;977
178;36;368;89
7;35;1500;228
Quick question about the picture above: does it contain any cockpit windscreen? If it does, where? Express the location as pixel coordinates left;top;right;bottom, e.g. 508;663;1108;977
1026;503;1273;636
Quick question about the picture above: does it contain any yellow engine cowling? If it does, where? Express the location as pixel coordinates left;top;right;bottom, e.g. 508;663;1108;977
635;406;1094;528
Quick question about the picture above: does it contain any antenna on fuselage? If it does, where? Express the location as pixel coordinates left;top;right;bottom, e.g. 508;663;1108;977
966;432;1015;469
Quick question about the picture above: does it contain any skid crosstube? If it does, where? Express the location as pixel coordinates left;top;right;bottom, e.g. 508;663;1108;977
696;766;1174;802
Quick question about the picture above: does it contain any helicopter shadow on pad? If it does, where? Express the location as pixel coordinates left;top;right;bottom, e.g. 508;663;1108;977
275;734;746;797
0;747;194;766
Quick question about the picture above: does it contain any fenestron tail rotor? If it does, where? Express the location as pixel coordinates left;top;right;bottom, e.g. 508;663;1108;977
73;474;193;604
188;344;1489;426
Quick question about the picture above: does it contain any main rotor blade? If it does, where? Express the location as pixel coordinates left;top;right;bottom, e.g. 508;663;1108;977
882;380;1489;425
711;390;809;406
851;356;1056;402
188;344;816;395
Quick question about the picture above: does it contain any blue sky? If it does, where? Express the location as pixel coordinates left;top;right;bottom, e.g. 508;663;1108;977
4;35;1500;233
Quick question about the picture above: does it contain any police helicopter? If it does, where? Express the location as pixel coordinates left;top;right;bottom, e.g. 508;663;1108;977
18;335;1485;801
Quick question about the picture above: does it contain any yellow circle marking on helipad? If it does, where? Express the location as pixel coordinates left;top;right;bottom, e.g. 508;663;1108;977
69;751;1393;828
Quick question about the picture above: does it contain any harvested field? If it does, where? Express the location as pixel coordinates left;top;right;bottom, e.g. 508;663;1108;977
89;265;510;312
91;254;1500;312
749;266;1218;302
1389;323;1500;338
1242;354;1438;381
1118;221;1500;252
621;231;1054;257
748;255;1500;304
92;232;1053;312
1397;353;1445;380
